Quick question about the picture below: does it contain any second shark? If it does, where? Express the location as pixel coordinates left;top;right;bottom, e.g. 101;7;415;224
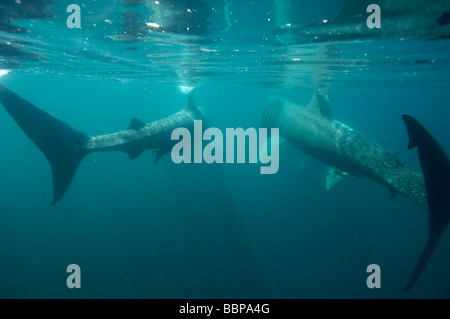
262;91;427;209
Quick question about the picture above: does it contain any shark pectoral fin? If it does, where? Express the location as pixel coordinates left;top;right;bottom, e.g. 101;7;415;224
128;118;146;131
153;149;166;164
126;149;143;160
326;166;349;191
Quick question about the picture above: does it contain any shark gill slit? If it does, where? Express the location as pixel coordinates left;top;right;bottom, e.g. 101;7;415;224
261;99;283;128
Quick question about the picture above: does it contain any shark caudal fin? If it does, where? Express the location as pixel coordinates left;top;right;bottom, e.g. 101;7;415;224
403;234;441;291
0;84;90;204
402;114;425;149
402;114;450;291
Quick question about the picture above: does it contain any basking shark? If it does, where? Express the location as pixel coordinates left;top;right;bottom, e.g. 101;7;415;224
402;114;450;291
261;92;427;209
0;83;204;204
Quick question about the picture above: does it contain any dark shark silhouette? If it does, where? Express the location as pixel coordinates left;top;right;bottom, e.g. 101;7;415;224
0;83;203;204
402;114;450;291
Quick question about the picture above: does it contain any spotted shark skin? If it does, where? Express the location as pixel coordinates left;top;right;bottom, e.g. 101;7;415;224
262;93;427;209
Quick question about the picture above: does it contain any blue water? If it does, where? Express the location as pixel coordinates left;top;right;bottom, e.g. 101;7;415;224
1;0;450;298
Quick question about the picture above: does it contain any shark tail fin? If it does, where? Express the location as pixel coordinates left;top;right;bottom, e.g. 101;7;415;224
403;233;440;291
402;114;424;150
0;84;90;205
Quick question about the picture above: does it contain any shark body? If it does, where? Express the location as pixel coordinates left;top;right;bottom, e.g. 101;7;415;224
0;84;203;204
262;93;427;209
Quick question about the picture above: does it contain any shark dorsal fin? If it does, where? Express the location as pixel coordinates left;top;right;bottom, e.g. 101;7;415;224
128;118;146;131
306;93;322;116
307;90;332;119
316;89;332;119
185;88;203;119
188;89;196;110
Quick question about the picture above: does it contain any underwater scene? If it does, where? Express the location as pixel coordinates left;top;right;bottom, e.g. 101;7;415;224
0;0;450;299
